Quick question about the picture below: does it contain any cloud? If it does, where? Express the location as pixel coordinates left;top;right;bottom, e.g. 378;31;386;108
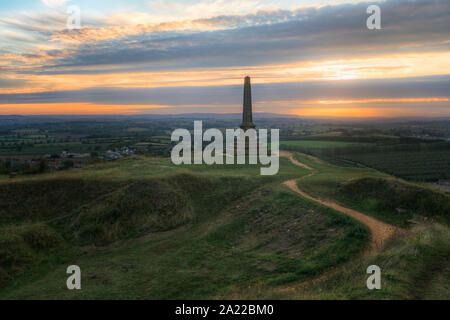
0;78;26;88
50;8;314;44
28;0;449;73
1;0;449;75
1;76;448;106
41;0;69;8
144;0;283;22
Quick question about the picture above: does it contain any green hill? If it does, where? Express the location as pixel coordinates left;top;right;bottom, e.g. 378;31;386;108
0;154;448;299
0;156;368;299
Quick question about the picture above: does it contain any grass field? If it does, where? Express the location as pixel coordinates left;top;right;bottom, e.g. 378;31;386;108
0;156;369;299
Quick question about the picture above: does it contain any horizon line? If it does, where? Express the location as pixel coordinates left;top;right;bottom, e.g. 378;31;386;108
1;113;449;120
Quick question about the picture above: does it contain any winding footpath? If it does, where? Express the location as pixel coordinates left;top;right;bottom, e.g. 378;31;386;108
280;151;397;249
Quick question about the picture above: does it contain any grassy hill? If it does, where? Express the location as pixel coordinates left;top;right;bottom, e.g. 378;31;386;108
0;153;448;299
0;156;368;299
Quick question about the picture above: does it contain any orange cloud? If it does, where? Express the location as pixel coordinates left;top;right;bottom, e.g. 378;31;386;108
314;98;449;104
293;107;380;117
291;107;450;118
265;97;450;117
50;16;242;43
0;103;168;115
0;50;69;69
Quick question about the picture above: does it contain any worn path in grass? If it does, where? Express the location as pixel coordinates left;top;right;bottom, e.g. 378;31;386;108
280;151;397;249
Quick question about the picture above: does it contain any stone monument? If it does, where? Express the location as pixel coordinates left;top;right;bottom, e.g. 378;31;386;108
240;76;256;130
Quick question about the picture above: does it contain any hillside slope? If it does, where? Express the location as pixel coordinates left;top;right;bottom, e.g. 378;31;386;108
0;156;368;299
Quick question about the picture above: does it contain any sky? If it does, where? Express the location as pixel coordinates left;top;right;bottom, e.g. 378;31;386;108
0;0;449;117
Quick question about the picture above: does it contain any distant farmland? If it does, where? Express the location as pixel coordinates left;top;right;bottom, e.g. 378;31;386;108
280;139;450;182
340;149;450;181
279;140;371;149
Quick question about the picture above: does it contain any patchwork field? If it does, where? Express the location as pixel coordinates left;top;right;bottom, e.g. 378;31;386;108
340;150;450;181
280;139;450;182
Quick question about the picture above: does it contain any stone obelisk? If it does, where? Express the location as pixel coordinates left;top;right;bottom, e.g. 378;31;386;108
240;76;256;130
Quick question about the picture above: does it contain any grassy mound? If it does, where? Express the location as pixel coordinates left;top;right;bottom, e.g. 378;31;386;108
338;178;450;226
66;180;194;245
0;223;67;287
0;179;123;223
0;173;205;287
60;173;261;245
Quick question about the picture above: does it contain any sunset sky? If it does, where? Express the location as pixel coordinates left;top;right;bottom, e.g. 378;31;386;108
0;0;449;117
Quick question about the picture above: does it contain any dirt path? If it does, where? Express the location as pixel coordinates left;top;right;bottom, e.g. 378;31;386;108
280;151;396;248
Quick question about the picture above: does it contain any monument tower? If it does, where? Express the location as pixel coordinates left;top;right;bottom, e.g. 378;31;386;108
240;76;256;130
